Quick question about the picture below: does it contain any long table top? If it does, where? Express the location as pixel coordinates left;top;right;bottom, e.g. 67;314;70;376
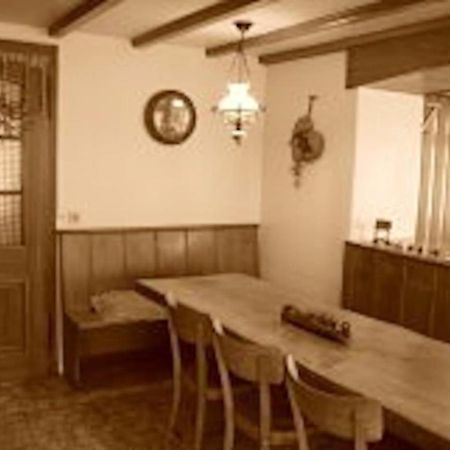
136;273;450;445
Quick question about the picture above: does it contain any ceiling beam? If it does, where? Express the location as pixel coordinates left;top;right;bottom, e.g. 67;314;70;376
259;14;450;65
347;23;450;88
48;0;124;37
131;0;273;48
206;0;431;57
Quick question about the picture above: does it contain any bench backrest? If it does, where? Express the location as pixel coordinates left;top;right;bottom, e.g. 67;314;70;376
58;225;259;314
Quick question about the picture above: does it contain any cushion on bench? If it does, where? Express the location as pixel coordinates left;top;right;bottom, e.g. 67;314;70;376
89;290;166;325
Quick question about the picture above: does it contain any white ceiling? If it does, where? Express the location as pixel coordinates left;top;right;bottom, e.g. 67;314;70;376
0;0;450;56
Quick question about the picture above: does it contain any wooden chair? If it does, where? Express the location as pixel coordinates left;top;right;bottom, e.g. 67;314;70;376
165;295;223;450
285;355;383;450
212;320;298;450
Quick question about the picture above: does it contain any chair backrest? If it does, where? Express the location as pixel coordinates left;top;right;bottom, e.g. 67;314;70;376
285;355;383;449
212;320;284;385
166;296;212;346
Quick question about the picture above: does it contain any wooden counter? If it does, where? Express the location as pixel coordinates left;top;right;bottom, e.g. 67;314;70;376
342;241;450;343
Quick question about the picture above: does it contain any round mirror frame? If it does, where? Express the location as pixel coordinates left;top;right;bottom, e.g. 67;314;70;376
144;90;196;145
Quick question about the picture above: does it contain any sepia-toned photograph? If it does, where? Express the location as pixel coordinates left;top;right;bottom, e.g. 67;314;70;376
0;1;449;449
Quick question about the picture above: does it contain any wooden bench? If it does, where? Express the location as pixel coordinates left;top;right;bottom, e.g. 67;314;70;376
58;224;259;386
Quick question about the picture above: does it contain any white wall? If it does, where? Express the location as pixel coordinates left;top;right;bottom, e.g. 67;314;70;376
260;53;357;306
58;34;265;228
259;55;423;307
0;23;265;229
350;88;423;242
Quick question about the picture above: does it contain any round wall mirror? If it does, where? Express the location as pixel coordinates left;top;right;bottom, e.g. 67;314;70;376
144;90;196;145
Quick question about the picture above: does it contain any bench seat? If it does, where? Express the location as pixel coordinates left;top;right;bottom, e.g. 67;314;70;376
63;290;167;387
69;290;166;329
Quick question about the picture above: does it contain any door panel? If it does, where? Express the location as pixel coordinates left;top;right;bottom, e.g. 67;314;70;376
0;282;26;351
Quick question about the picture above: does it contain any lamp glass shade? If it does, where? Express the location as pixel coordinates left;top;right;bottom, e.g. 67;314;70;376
218;82;259;114
217;82;260;142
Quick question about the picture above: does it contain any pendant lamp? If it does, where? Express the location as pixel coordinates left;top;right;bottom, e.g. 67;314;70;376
214;21;262;144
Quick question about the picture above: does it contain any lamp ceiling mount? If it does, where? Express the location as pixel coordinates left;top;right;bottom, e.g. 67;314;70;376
234;20;253;34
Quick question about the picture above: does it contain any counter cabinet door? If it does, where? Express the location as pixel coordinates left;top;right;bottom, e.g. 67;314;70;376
401;260;436;336
372;252;404;324
342;244;375;317
433;267;450;343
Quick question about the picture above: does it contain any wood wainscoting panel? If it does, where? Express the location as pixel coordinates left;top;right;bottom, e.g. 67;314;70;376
155;230;187;277
60;234;91;314
216;226;259;275
91;233;127;294
124;231;157;281
59;224;259;308
186;229;217;275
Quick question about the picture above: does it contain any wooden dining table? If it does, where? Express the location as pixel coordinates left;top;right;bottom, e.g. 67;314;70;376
136;273;450;449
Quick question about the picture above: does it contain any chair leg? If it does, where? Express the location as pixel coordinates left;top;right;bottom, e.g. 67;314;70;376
259;382;272;450
194;341;208;450
213;334;235;450
286;378;309;450
354;420;368;450
165;317;182;447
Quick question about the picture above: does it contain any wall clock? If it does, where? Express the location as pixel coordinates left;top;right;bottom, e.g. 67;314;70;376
144;90;196;145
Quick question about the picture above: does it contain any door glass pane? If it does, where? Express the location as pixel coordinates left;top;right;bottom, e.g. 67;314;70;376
0;73;23;246
0;141;21;191
0;79;21;138
0;194;21;245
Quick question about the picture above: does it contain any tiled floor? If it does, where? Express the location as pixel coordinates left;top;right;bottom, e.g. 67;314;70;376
0;357;421;450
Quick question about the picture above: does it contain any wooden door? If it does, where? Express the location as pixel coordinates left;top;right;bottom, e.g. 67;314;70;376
0;43;56;381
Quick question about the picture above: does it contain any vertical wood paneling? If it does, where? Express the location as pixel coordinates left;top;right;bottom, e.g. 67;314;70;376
217;227;258;275
156;230;187;277
124;231;157;280
91;233;127;293
60;225;259;314
186;229;217;275
61;234;91;313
